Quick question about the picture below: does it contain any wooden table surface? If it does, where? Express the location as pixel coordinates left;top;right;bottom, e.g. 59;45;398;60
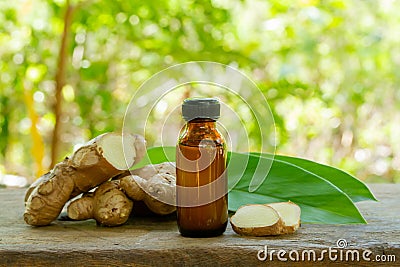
0;184;399;266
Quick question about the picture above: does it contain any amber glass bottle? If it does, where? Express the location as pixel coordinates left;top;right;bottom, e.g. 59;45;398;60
176;98;228;237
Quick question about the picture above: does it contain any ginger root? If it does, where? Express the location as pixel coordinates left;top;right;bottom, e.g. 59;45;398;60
67;180;133;227
66;162;176;226
24;132;146;226
124;162;176;215
230;202;301;236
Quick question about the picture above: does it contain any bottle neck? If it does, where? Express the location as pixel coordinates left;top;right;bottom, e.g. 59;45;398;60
179;118;224;146
186;118;217;131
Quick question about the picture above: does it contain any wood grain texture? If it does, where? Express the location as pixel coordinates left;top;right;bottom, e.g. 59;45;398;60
0;184;399;266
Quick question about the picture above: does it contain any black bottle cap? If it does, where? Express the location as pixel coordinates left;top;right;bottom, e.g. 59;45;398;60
182;98;220;121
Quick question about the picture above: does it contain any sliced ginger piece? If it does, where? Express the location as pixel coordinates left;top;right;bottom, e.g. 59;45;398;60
266;201;301;234
230;204;284;236
230;202;301;236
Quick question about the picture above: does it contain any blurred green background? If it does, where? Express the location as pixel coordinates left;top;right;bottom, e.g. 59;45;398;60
1;0;399;185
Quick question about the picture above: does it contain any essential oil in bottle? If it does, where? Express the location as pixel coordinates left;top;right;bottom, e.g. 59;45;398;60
176;98;228;237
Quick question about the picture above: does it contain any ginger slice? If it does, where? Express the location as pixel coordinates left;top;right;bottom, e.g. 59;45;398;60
230;202;301;236
230;204;284;236
266;202;301;234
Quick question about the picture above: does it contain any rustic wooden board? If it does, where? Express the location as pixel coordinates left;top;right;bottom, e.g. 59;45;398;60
0;184;399;266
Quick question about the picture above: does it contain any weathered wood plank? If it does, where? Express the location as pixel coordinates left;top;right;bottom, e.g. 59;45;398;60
0;184;399;266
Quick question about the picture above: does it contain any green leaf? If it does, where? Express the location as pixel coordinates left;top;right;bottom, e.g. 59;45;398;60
228;152;367;224
251;152;377;202
133;146;176;168
140;147;371;224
